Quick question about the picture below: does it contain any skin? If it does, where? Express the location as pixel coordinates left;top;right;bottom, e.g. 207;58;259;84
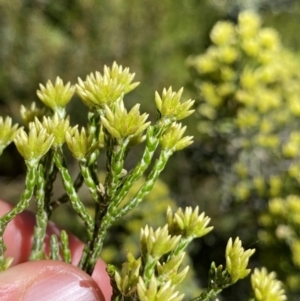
0;200;112;301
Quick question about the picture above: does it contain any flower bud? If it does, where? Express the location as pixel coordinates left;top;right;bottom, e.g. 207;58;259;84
37;77;75;118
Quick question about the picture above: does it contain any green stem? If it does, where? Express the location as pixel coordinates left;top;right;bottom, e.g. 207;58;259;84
169;237;193;259
30;164;48;260
87;110;100;177
114;149;173;220
82;220;110;275
143;255;158;285
105;138;129;202
50;172;84;210
107;125;163;214
43;150;58;217
79;159;100;203
53;148;94;266
83;149;173;275
0;164;37;270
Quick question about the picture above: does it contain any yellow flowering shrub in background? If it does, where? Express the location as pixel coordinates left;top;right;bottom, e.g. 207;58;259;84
189;10;300;299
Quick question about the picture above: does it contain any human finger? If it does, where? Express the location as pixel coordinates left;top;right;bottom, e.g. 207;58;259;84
0;260;106;301
0;199;112;300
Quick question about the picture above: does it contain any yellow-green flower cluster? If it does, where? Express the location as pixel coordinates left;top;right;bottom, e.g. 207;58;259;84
140;225;180;259
0;61;199;298
42;114;72;148
258;195;300;292
0;117;19;155
282;131;300;158
37;77;75;118
14;119;54;167
112;205;212;300
20;102;45;127
190;10;300;138
137;276;184;301
101;102;150;140
159;123;193;152
156;252;189;285
259;195;300;242
114;252;141;296
225;237;255;284
190;10;300;205
77;62;139;109
155;87;194;121
166;206;213;238
251;268;286;301
65;127;94;160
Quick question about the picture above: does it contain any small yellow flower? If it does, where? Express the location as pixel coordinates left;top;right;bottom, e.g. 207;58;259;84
42;113;71;148
160;123;193;152
218;46;238;64
269;175;282;198
77;62;139;108
115;252;141;296
0;116;19;155
268;198;286;216
65;127;94;160
167;206;213;238
192;53;219;74
210;21;236;46
238;10;261;38
14;119;54;167
101;102;150;139
253;176;265;195
20;102;46;127
137;276;184;301
155;87;194;121
37;77;75;118
156;252;189;285
225;237;255;284
240;67;257;90
198;104;216;120
258;28;280;50
251;268;286;301
200;82;223;107
140;225;181;258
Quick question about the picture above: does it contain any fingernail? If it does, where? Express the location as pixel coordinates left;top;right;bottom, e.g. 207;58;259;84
24;273;102;301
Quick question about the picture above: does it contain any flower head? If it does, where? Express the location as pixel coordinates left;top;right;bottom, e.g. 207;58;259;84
210;21;236;46
37;77;75;118
156;252;189;285
76;62;139;109
238;10;261;38
114;252;141;296
0;116;19;155
225;237;255;284
251;268;286;301
155;87;194;121
167;206;213;238
140;225;181;259
160;123;193;151
101;102;150;139
20;102;46;127
65;126;94;160
42;113;71;148
137;276;184;301
14;119;53;167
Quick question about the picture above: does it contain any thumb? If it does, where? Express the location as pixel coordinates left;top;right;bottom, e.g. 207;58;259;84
0;260;106;301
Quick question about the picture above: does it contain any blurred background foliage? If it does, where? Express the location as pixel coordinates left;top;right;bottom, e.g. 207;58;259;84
1;0;300;300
